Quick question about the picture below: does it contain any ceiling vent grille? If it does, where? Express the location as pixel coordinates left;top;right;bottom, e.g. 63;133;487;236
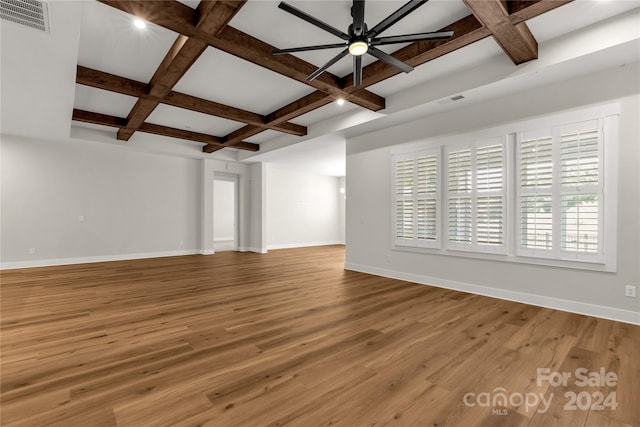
437;94;465;105
1;0;50;33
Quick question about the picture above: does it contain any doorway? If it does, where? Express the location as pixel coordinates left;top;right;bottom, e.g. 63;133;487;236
213;175;238;252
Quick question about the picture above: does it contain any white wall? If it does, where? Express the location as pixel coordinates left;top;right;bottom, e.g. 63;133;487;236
249;162;267;253
339;176;346;244
1;135;200;266
345;64;640;324
266;166;344;249
0;136;271;266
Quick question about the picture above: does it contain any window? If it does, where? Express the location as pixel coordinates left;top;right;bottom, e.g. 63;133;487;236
393;149;440;248
446;138;506;254
391;106;616;270
516;119;603;262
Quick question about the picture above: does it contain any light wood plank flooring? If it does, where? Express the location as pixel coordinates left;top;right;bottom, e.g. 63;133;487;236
1;246;638;426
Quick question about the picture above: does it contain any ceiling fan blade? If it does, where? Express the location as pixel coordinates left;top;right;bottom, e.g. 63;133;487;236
307;48;350;81
368;46;413;73
353;54;363;86
351;0;365;36
272;43;347;55
278;2;349;41
371;30;454;46
367;0;429;38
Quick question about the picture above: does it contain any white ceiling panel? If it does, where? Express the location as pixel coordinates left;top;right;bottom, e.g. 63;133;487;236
73;85;138;118
527;1;640;43
146;104;244;137
77;2;178;83
245;130;281;144
173;46;316;115
370;38;505;97
293;100;360;127
177;0;201;9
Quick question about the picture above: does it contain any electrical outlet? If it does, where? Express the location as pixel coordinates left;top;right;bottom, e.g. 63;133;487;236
624;285;636;298
78;215;85;222
29;248;36;255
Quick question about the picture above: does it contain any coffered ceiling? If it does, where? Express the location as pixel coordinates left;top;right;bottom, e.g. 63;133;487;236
73;0;569;153
1;0;638;170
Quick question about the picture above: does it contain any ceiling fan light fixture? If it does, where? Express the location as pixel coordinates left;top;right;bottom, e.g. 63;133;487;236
348;41;368;56
274;0;453;83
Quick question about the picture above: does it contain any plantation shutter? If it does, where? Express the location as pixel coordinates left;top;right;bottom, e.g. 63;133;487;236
416;155;438;242
447;149;472;244
559;120;601;256
393;150;440;248
446;140;506;253
517;118;604;262
395;158;414;241
476;144;504;246
519;134;553;251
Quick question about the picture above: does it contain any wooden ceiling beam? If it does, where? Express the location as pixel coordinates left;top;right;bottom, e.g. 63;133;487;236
117;98;161;141
72;109;127;128
203;91;334;153
110;1;245;141
204;125;262;153
73;109;259;152
266;91;334;126
462;0;538;65
99;0;385;112
76;66;306;136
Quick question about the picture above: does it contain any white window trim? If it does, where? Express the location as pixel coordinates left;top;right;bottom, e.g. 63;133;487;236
389;103;619;272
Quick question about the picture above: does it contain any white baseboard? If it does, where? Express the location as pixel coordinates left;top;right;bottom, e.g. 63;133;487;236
239;247;268;254
267;241;345;250
344;262;640;326
200;249;215;255
1;250;201;270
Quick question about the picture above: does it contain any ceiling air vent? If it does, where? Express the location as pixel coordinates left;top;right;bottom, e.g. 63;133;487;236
437;94;465;105
1;0;50;33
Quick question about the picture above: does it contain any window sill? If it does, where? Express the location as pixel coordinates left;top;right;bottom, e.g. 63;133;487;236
392;244;616;273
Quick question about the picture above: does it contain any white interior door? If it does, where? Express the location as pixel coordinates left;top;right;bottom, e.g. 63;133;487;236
213;175;238;251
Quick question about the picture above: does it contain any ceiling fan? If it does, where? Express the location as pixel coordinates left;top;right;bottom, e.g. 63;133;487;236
272;0;454;87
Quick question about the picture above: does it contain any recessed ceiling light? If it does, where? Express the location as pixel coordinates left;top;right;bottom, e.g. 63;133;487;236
336;98;345;106
134;19;146;29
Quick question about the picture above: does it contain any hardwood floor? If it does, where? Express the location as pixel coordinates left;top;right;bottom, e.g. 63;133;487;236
1;246;638;427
